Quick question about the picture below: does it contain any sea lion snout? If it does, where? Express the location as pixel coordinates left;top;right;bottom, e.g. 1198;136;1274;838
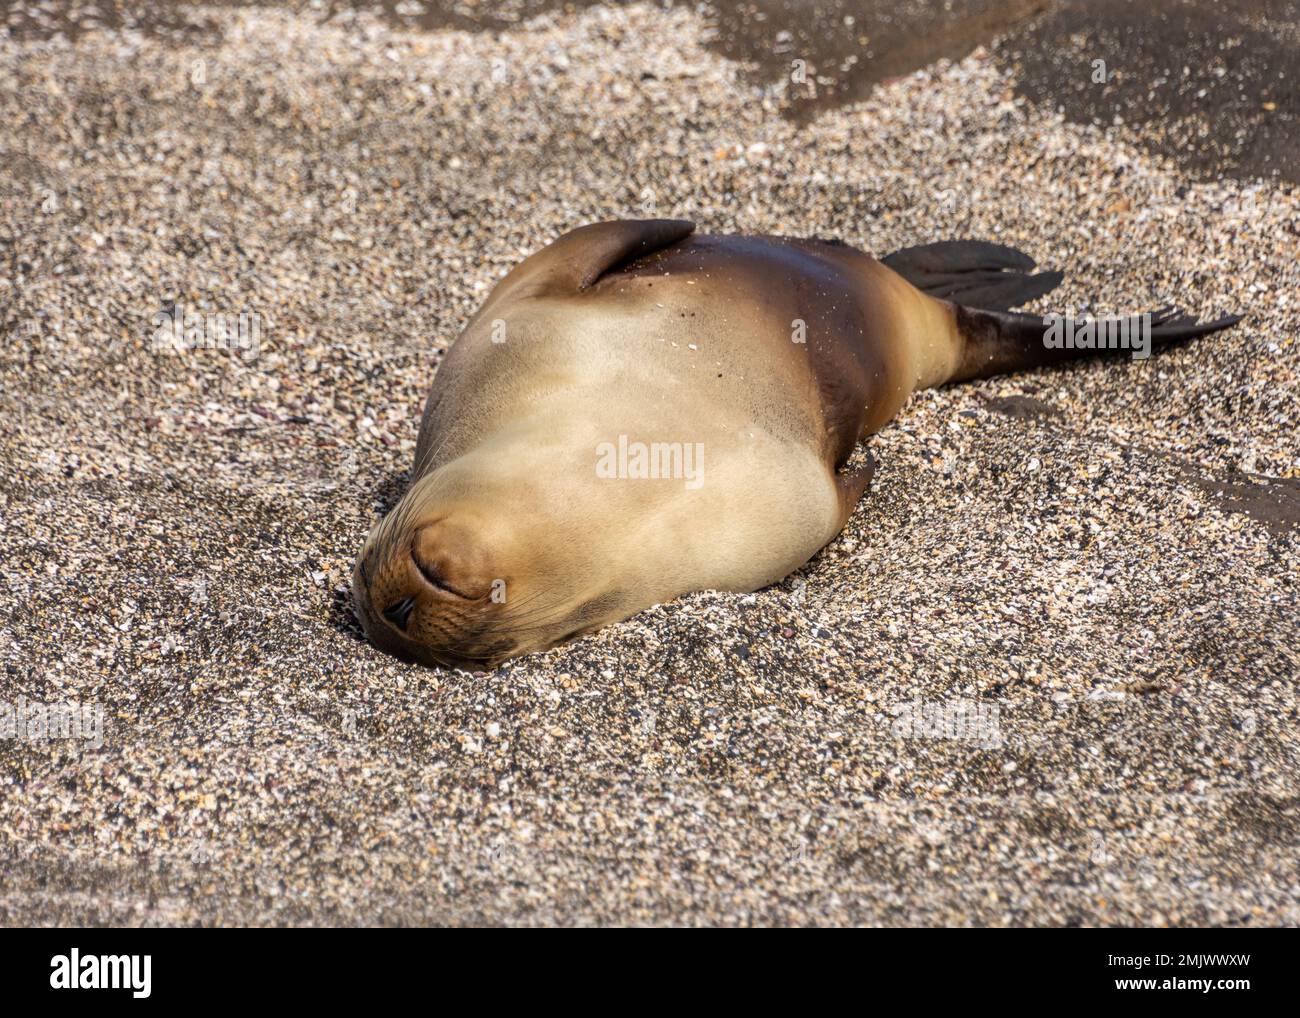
352;507;530;668
381;595;417;630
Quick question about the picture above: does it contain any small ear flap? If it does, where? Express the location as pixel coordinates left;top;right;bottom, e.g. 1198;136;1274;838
480;219;695;312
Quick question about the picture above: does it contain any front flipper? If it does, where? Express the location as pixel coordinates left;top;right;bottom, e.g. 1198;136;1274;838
478;219;695;315
834;452;876;527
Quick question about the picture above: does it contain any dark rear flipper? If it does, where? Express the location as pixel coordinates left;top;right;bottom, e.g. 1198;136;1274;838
882;239;1064;311
950;305;1244;383
882;238;1242;381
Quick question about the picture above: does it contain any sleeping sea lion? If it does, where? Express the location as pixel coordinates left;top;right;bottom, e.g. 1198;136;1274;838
351;219;1238;668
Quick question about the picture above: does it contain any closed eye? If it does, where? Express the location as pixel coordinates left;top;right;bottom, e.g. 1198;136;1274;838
411;550;473;599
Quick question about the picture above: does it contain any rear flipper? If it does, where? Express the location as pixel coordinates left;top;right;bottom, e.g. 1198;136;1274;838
882;239;1064;311
950;305;1243;383
882;237;1243;382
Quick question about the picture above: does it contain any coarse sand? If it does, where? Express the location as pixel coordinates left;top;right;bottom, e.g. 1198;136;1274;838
0;2;1297;925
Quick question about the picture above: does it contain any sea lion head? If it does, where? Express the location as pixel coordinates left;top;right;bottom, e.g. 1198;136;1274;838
350;462;612;670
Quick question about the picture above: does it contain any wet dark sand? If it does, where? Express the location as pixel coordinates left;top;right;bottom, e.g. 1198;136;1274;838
3;1;1295;181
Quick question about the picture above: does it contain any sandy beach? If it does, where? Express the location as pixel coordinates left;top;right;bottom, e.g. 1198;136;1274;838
0;1;1297;925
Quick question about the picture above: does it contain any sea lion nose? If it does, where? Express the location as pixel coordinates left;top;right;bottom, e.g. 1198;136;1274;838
382;595;417;630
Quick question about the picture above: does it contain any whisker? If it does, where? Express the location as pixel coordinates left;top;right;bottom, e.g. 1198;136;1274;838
469;603;576;640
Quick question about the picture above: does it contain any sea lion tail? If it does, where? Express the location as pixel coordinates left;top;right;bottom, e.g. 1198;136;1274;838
948;304;1243;383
